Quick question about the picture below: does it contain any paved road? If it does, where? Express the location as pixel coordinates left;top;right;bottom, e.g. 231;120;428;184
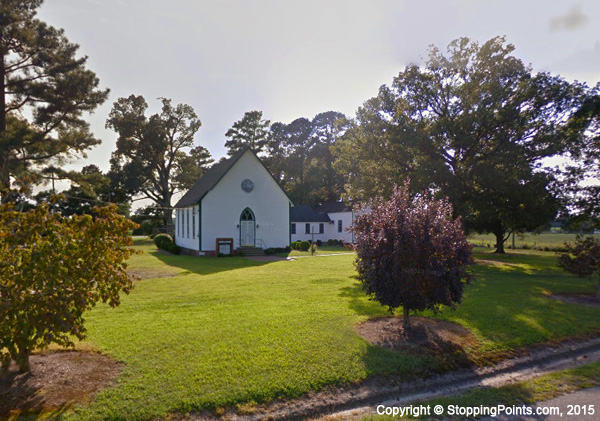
483;386;600;420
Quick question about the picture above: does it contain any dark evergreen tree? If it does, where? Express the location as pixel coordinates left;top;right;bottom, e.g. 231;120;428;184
224;110;270;156
0;0;108;200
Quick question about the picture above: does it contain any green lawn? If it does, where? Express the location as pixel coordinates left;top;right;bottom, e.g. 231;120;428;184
68;239;600;420
469;232;600;251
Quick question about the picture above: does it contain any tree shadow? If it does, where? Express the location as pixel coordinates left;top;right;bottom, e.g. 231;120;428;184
338;281;389;317
147;251;271;277
0;370;70;420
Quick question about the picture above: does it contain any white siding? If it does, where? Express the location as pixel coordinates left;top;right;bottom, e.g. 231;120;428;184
291;221;331;242
175;204;200;250
201;151;290;251
290;211;354;243
327;211;355;243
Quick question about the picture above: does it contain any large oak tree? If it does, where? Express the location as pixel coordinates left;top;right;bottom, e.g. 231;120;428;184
106;95;211;226
335;37;593;252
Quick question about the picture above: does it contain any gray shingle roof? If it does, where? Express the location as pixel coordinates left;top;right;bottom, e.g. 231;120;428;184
174;149;247;208
314;201;352;213
290;205;331;222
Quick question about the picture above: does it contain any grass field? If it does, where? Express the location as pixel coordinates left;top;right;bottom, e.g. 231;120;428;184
67;239;600;420
469;232;600;251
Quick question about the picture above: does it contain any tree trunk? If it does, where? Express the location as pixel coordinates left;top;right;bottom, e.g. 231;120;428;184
402;307;410;331
494;231;506;254
0;52;10;201
0;52;5;134
17;352;30;373
1;354;10;373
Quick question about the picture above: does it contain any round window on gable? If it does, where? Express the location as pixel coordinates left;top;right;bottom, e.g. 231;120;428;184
241;179;254;193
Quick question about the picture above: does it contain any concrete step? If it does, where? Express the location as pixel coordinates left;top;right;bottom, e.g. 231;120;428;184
240;247;265;256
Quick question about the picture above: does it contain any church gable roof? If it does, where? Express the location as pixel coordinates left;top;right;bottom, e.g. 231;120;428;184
175;148;292;208
174;149;246;208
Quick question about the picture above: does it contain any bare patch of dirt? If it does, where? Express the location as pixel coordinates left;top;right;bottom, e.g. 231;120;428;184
549;293;600;308
128;267;182;280
358;316;476;351
0;351;121;418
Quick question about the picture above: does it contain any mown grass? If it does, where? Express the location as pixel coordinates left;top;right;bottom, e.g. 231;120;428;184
67;239;600;420
362;361;600;420
469;232;600;251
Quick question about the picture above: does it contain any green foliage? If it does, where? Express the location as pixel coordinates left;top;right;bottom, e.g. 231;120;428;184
558;235;600;298
559;93;600;224
131;219;158;236
225;110;271;156
153;233;181;255
106;95;211;225
264;246;291;255
264;112;350;205
0;202;136;372
291;240;311;251
354;182;473;329
334;36;593;253
0;0;109;197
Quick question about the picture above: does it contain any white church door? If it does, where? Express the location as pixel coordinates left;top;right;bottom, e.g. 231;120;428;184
240;208;255;247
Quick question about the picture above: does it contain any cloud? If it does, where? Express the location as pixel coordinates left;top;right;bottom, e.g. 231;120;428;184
550;4;588;31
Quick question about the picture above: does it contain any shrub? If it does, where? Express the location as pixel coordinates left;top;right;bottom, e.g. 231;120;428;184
153;234;181;255
316;240;322;246
265;247;291;255
0;203;137;372
558;236;600;299
299;241;310;251
131;226;144;235
154;233;173;249
140;220;155;236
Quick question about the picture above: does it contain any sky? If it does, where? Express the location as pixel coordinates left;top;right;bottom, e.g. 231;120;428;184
36;0;600;193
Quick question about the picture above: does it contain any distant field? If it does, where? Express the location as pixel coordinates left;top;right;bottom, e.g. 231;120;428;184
469;232;600;251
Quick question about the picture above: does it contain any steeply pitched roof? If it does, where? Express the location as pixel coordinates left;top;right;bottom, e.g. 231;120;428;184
174;149;247;208
290;205;331;223
175;148;293;208
314;200;352;213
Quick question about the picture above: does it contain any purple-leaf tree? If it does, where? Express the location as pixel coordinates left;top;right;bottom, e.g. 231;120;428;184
353;182;473;331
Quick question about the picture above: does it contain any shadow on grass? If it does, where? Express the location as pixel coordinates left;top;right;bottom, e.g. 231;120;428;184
151;251;271;277
339;259;600;370
338;281;389;317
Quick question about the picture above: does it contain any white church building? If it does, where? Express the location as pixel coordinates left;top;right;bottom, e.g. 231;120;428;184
174;149;292;256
